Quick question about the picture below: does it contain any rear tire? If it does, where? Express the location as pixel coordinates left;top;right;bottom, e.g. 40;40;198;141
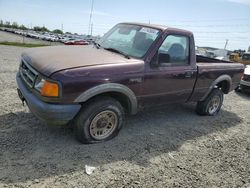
196;88;224;116
74;97;124;144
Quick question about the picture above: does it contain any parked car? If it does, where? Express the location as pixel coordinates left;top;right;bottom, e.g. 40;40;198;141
236;65;250;93
16;22;244;144
64;39;89;45
62;38;74;43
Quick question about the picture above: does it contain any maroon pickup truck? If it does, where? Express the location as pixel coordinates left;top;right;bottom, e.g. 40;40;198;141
16;22;244;143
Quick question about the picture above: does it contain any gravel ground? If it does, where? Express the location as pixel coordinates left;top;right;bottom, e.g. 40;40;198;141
0;45;249;188
0;31;62;46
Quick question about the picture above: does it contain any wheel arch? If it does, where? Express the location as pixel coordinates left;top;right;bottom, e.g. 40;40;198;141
200;75;232;101
74;83;138;115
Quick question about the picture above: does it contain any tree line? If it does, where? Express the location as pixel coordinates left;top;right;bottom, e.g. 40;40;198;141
0;20;64;34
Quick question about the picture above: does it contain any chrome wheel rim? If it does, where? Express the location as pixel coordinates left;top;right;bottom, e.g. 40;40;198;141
208;96;221;114
89;110;118;140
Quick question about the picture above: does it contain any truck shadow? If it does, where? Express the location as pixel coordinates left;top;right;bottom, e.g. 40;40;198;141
0;103;242;184
235;91;250;99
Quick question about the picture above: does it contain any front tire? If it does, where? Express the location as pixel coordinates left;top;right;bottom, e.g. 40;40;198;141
196;88;224;116
74;97;124;144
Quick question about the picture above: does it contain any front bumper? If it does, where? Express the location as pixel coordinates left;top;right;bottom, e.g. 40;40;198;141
240;80;250;87
16;74;81;125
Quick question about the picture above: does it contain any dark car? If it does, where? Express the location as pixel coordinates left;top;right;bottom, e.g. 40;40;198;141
16;22;244;144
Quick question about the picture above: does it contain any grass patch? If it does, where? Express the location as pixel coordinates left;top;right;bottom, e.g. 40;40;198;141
0;41;49;48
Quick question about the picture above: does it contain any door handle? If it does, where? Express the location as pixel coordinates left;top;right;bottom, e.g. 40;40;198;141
185;71;194;78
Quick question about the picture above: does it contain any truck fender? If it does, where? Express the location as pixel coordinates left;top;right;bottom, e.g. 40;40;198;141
74;83;138;114
200;75;232;101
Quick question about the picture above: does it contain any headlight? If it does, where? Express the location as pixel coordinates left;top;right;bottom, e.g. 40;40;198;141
35;78;59;97
35;78;45;92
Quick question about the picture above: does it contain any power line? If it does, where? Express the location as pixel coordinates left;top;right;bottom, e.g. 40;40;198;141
171;24;250;28
193;31;250;34
150;18;250;23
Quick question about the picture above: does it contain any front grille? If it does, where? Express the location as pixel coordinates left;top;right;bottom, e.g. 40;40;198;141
19;59;38;88
242;74;250;82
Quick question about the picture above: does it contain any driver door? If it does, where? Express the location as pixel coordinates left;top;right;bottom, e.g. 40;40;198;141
140;34;197;108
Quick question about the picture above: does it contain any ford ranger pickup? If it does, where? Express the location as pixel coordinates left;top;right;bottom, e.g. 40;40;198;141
16;22;244;143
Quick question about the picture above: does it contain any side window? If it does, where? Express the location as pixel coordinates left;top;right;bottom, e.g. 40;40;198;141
158;35;189;65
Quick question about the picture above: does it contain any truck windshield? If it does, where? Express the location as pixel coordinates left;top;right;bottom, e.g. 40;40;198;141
98;24;160;58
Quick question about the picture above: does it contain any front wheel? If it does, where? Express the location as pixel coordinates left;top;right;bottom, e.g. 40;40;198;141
74;97;124;144
196;88;224;116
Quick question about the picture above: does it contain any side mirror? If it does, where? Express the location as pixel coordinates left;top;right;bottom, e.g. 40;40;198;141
158;53;170;64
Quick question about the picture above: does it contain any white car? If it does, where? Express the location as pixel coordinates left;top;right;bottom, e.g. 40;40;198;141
239;65;250;92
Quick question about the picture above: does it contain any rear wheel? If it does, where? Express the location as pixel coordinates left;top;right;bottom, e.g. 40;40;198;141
74;97;124;144
196;88;224;116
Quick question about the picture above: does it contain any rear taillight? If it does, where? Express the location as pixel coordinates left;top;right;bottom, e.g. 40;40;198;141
240;73;244;80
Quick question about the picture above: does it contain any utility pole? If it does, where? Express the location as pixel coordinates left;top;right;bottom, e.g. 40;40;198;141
90;23;93;36
22;29;25;44
61;23;64;33
224;39;229;50
88;0;94;36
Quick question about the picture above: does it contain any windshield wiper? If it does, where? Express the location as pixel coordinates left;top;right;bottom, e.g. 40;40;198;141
104;47;130;59
93;41;101;49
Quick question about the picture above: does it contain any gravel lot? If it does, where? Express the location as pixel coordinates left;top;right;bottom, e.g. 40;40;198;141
0;45;249;188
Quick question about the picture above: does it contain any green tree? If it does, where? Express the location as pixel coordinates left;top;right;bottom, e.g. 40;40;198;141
0;20;3;27
11;22;19;29
4;21;10;27
52;29;63;34
19;24;27;30
33;26;50;32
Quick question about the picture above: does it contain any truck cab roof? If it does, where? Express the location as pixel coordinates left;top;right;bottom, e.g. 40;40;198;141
121;22;193;35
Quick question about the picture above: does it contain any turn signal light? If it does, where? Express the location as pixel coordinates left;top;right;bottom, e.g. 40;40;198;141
41;81;59;97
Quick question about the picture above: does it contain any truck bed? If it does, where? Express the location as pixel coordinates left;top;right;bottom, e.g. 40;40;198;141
196;55;232;63
188;55;244;102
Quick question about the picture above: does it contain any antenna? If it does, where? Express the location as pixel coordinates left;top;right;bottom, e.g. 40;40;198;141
88;0;94;35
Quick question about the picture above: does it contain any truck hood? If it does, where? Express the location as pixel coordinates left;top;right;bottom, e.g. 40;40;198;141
22;45;143;77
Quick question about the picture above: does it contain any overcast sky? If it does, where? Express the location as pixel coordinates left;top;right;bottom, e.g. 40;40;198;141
0;0;249;50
